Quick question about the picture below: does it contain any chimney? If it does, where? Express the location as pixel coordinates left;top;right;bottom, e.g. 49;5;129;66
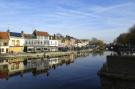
7;29;10;33
54;34;56;39
21;30;24;34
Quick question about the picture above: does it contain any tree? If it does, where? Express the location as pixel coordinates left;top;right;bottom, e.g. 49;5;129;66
90;37;104;47
116;33;129;44
115;24;135;45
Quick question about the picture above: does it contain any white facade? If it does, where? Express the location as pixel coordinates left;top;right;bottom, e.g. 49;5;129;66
57;40;66;47
24;39;49;46
49;40;59;47
9;37;24;47
77;41;89;47
0;46;9;54
24;39;50;52
36;35;49;40
0;40;9;54
24;33;50;52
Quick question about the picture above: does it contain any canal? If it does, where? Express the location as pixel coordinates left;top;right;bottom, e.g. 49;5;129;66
0;52;108;89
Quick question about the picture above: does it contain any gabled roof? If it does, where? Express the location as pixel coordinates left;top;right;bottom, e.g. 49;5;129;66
23;34;36;39
0;32;9;39
10;32;22;37
33;30;49;36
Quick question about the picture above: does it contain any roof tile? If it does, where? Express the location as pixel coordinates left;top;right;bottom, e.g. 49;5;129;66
34;31;49;36
0;32;9;39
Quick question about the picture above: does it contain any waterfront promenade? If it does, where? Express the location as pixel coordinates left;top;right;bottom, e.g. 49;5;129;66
0;49;93;59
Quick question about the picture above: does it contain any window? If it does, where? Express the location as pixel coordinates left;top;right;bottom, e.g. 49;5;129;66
4;42;8;46
2;48;4;52
44;41;46;45
44;48;47;50
25;41;27;44
12;40;15;46
16;40;20;46
29;41;31;44
11;64;15;70
28;49;32;51
6;48;8;53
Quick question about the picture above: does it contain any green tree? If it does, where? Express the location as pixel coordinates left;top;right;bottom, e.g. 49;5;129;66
115;24;135;45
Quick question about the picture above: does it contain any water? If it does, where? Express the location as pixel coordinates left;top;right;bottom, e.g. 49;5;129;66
0;52;108;89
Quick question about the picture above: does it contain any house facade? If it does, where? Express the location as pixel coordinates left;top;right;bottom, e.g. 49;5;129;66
23;30;50;52
23;33;37;52
0;32;9;54
8;32;24;53
0;30;88;54
49;35;59;51
77;40;89;47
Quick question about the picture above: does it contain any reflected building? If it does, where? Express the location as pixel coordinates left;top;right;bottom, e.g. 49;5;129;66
0;53;78;80
98;55;135;89
77;51;91;57
0;58;24;79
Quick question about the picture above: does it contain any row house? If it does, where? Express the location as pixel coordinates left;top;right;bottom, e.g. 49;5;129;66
23;33;37;52
0;30;87;54
0;32;9;54
23;30;49;52
64;35;78;48
49;35;59;51
53;34;79;48
8;31;24;53
76;40;89;47
0;31;24;54
55;34;66;47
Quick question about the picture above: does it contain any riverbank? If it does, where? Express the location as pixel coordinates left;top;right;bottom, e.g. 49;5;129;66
0;49;93;59
98;55;135;80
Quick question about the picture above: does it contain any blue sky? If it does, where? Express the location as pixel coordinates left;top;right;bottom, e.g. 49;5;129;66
0;0;135;43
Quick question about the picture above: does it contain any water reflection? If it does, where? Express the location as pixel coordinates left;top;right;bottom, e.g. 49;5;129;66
91;51;104;56
0;52;92;80
98;55;135;89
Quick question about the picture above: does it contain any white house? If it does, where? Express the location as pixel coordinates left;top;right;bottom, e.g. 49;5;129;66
49;35;59;51
23;30;50;52
8;31;24;53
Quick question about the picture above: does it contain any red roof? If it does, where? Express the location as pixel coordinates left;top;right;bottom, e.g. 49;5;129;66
34;30;49;36
0;32;9;39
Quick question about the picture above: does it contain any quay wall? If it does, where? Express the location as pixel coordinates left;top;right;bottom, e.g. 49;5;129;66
0;51;75;59
0;49;93;58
